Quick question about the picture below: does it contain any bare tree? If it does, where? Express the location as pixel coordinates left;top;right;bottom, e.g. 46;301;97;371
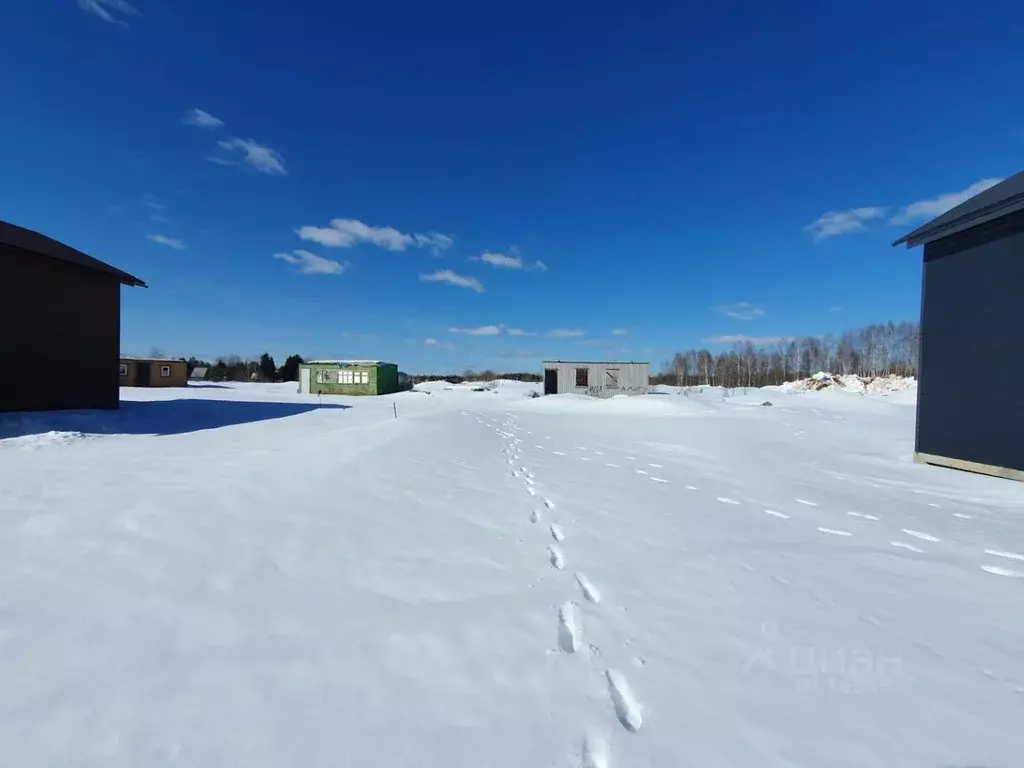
658;320;918;389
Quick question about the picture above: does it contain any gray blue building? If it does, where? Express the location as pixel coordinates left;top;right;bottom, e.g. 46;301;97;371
894;170;1024;481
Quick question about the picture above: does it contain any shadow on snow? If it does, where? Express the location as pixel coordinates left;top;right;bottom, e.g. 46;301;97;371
0;398;351;439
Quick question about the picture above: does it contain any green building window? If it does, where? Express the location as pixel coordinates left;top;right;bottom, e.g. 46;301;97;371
339;370;369;384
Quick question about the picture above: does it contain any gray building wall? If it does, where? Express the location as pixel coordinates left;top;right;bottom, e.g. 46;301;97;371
543;361;649;397
917;214;1024;474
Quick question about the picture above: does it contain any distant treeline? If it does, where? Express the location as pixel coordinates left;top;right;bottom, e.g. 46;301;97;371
175;320;916;390
407;371;542;385
183;353;305;383
179;353;543;386
651;321;920;389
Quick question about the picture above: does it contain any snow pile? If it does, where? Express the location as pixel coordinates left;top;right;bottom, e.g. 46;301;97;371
413;379;541;398
780;372;916;395
865;375;917;395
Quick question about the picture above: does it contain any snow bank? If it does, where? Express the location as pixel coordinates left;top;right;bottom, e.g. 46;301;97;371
413;379;541;399
780;373;916;396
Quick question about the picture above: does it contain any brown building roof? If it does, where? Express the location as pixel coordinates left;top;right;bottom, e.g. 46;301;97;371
0;220;147;287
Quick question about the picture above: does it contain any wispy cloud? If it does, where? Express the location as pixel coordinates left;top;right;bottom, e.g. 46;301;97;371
804;207;886;240
272;249;346;275
297;218;453;253
471;250;547;271
890;178;1002;225
145;234;185;250
507;328;534;336
546;328;586;339
449;325;502;336
828;306;843;313
415;233;454;253
78;0;139;26
208;138;287;175
419;270;485;293
715;301;765;320
611;328;627;335
424;337;453;348
148;214;169;223
182;108;224;129
143;197;164;211
704;335;793;345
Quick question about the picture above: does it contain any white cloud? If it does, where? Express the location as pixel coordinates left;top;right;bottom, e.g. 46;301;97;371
297;218;453;253
478;251;522;268
145;234;185;250
804;206;886;240
419;270;485;293
78;0;139;26
611;328;627;335
507;328;534;336
890;178;1002;225
705;335;793;345
449;325;502;336
546;328;586;338
143;198;164;211
424;338;453;349
148;214;168;223
182;108;224;129
208;138;287;175
828;306;843;313
272;249;346;275
471;250;547;271
715;301;766;320
414;232;454;253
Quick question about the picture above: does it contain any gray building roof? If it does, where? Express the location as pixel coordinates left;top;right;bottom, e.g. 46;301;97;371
543;360;649;365
893;171;1024;248
0;220;147;287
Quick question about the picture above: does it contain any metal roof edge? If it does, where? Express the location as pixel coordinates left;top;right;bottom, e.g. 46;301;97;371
1;220;147;287
894;195;1024;248
542;360;650;365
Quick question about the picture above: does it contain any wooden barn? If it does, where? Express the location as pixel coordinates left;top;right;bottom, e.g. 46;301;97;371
119;358;188;388
1;220;146;412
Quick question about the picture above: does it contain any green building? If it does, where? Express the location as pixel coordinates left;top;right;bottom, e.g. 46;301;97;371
297;360;401;396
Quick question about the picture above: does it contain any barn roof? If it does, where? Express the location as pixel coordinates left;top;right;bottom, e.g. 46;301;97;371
0;220;147;287
893;171;1024;248
542;360;649;365
121;356;186;363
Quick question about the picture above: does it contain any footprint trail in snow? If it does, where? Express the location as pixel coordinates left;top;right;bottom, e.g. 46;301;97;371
605;669;643;732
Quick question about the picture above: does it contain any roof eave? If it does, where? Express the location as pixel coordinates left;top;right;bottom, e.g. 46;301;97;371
893;195;1024;249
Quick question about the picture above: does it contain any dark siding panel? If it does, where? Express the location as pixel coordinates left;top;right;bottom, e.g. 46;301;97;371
918;231;1024;471
0;245;121;412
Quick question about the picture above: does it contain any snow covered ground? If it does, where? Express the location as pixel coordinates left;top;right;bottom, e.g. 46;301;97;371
2;380;1023;767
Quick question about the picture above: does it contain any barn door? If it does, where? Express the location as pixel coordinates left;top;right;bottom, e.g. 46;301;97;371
136;363;151;387
544;368;558;395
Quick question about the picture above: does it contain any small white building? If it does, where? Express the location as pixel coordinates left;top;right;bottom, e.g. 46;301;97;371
542;360;650;397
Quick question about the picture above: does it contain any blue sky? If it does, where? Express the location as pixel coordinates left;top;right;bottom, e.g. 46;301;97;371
1;0;1021;373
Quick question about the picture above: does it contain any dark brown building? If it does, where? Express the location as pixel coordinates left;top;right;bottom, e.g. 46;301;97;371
1;220;146;412
119;358;188;388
